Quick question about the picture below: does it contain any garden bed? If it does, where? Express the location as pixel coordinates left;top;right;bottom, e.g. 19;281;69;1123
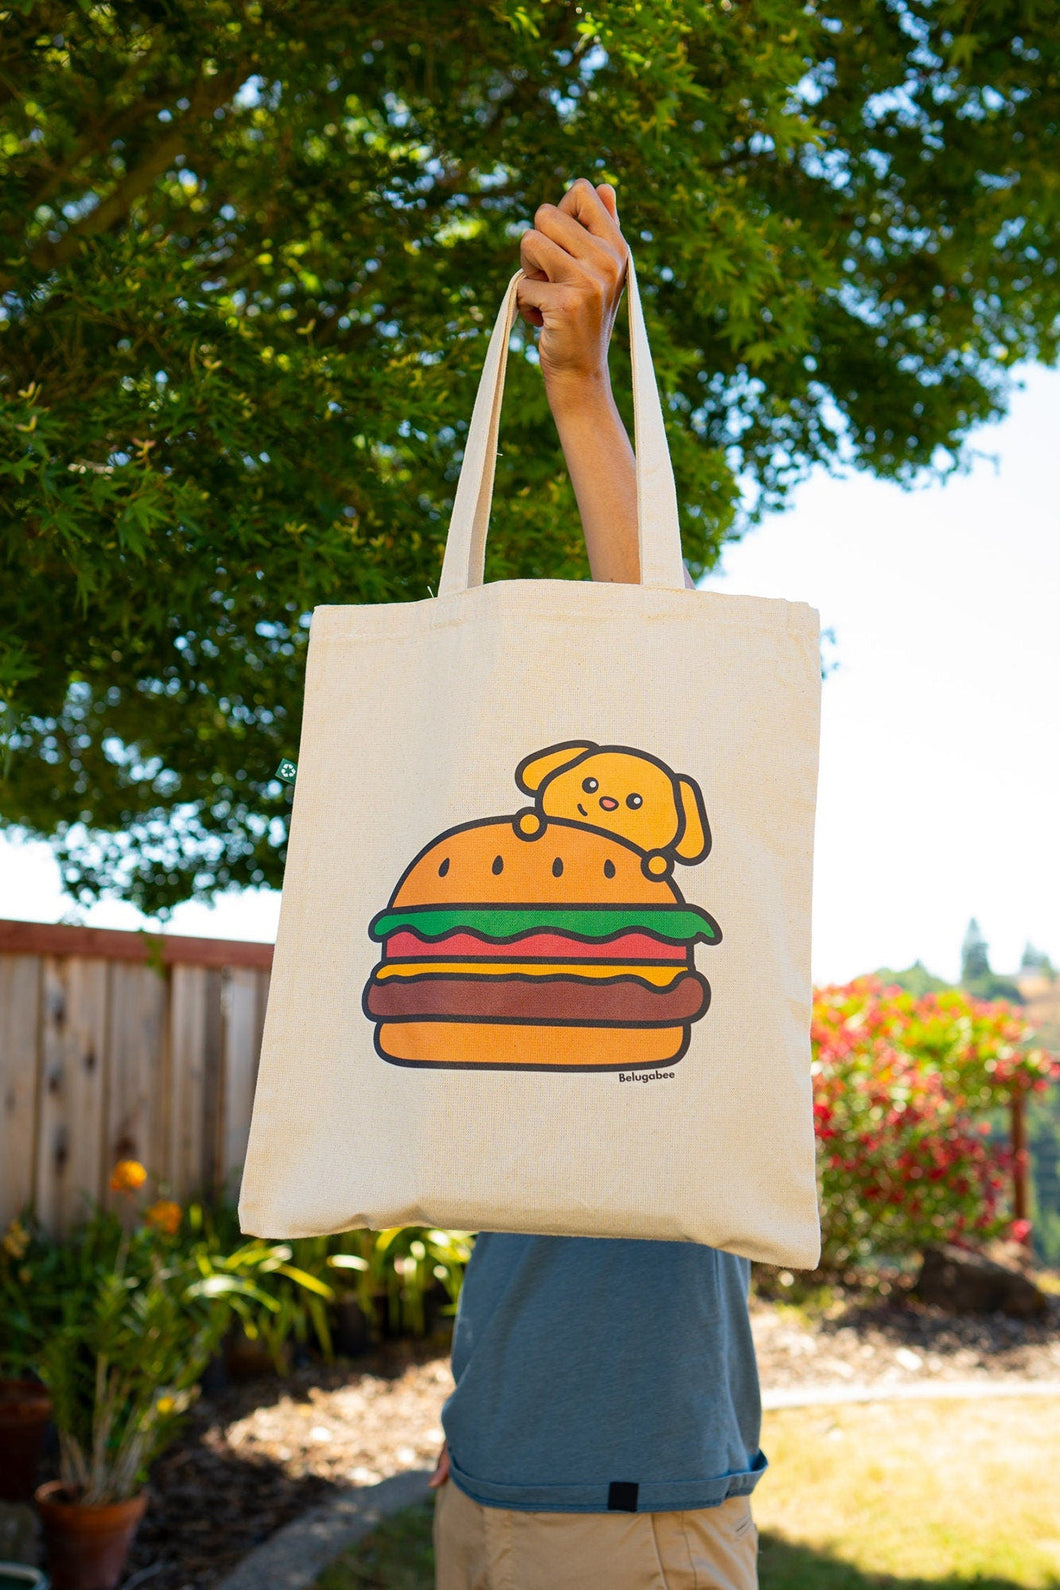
114;1340;452;1589
105;1281;1060;1588
749;1275;1060;1388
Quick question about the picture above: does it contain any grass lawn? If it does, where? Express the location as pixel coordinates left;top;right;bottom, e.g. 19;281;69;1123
317;1399;1060;1589
755;1398;1060;1588
316;1501;434;1590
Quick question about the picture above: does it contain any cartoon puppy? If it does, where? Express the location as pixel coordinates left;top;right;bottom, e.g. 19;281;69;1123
513;741;710;879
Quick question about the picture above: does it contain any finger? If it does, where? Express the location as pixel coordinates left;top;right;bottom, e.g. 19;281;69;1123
557;176;622;243
533;197;619;269
596;183;619;225
516;272;545;327
520;226;582;284
516;276;576;325
514;276;572;319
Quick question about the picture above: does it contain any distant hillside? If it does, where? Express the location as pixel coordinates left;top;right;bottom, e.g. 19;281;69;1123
873;961;954;998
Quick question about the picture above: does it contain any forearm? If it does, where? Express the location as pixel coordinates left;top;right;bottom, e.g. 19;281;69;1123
546;373;695;590
545;373;639;583
521;180;693;589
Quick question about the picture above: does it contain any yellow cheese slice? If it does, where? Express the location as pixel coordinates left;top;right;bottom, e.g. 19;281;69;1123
375;961;687;988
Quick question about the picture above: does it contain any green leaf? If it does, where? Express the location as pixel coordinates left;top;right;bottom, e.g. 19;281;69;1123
274;1263;335;1299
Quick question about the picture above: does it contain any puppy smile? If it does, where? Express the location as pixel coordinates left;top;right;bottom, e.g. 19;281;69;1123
577;802;588;816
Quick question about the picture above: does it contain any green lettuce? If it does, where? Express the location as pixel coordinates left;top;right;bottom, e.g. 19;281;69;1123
369;904;720;946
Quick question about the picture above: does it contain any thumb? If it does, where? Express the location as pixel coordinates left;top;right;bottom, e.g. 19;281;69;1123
428;1441;450;1488
597;183;619;224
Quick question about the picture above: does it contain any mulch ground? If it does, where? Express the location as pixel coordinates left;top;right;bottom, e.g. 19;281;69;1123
105;1283;1060;1589
120;1340;452;1589
750;1280;1060;1388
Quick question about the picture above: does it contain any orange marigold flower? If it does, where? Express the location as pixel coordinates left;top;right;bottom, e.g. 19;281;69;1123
110;1159;148;1193
2;1219;30;1260
145;1199;182;1236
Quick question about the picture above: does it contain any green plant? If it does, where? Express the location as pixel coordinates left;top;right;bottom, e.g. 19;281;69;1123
174;1204;472;1366
357;1227;473;1339
16;1162;347;1501
0;1214;69;1379
182;1203;339;1372
33;1204;231;1504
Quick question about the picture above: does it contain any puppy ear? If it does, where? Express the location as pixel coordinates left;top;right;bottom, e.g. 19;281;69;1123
673;776;711;863
515;741;595;795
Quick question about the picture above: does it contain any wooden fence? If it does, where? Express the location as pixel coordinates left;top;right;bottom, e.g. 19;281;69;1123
0;920;272;1233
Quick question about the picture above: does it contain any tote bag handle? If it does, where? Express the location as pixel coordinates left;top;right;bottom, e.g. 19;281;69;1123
437;247;686;596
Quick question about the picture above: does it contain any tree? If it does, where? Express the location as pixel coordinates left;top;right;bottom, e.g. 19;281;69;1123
3;2;1058;912
1021;943;1056;977
961;917;1023;1004
961;918;992;985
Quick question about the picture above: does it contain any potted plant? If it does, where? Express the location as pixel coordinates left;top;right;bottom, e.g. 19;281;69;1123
32;1163;231;1590
0;1217;57;1504
28;1162;329;1589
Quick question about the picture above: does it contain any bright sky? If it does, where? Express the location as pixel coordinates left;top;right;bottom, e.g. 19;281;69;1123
2;364;1057;986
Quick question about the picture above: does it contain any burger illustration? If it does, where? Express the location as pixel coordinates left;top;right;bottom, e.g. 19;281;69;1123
362;742;721;1072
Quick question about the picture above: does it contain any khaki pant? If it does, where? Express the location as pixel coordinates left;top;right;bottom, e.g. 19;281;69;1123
433;1477;758;1590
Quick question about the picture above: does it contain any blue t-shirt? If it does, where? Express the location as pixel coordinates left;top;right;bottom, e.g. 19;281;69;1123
441;1233;766;1514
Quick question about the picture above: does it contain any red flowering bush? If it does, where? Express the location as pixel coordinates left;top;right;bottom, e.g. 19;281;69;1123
812;978;1059;1271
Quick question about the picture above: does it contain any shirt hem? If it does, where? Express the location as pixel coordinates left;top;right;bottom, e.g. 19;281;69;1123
447;1451;768;1514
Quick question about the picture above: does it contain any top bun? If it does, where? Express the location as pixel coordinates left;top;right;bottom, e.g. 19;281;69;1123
390;817;682;909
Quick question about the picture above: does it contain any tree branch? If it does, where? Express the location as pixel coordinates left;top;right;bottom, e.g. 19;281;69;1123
14;69;244;285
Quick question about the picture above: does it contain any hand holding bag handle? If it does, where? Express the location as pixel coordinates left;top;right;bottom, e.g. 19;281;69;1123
438;247;686;596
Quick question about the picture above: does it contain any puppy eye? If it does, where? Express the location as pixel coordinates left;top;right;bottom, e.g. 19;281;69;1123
438;857;450;877
582;777;598;793
626;793;643;809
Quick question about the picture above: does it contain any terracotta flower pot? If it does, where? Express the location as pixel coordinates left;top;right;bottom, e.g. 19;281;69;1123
35;1481;147;1590
0;1379;52;1503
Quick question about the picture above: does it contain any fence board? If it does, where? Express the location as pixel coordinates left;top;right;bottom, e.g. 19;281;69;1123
0;956;41;1228
36;958;108;1233
201;968;225;1196
222;968;265;1189
104;961;169;1203
168;965;209;1201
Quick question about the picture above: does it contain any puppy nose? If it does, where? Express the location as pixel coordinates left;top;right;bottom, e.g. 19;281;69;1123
599;796;619;811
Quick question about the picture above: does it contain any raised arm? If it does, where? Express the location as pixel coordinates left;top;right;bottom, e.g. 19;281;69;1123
518;179;695;591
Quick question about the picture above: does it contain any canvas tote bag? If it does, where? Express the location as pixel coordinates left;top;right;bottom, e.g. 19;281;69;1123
240;249;822;1267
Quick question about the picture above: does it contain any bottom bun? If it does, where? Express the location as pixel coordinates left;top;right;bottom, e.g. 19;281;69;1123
375;1021;689;1071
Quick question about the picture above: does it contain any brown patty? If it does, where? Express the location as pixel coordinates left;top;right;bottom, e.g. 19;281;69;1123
364;971;708;1026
